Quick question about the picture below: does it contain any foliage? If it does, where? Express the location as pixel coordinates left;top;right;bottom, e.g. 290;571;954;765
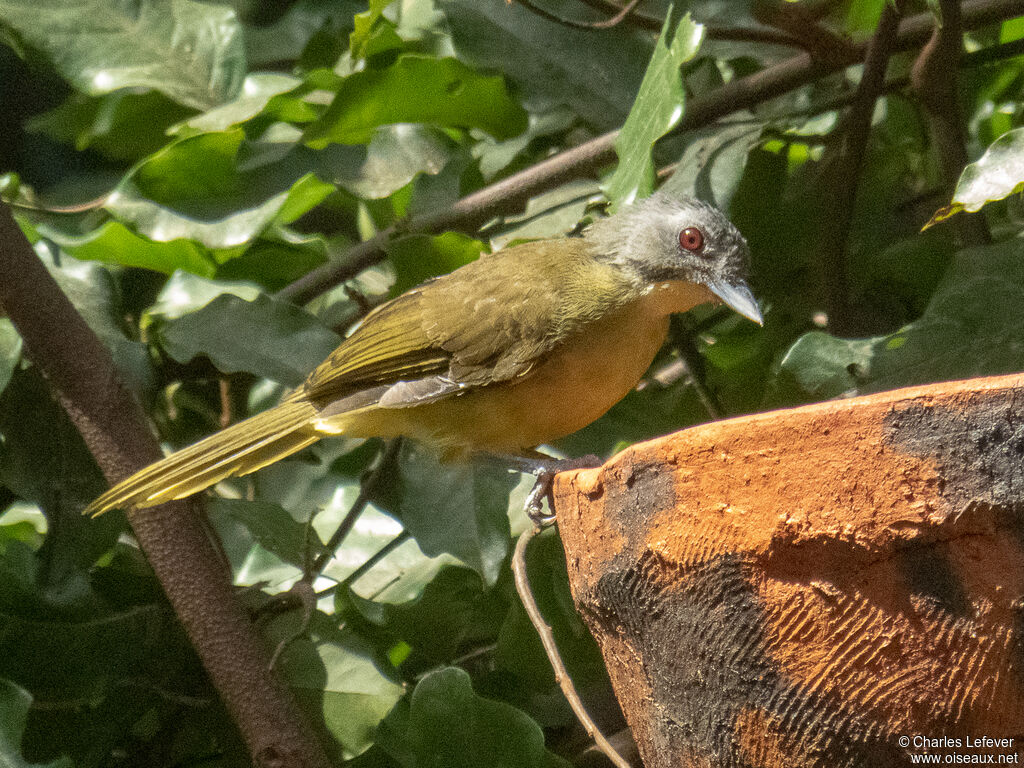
1;0;1024;766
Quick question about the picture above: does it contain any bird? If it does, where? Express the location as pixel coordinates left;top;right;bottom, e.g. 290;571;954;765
84;191;761;517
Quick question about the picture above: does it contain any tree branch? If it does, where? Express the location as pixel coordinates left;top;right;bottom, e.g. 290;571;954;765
513;525;633;768
911;0;993;246
815;1;903;336
573;0;807;45
0;202;330;768
277;0;1024;307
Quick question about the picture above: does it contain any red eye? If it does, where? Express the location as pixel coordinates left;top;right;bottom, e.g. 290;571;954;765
679;227;704;252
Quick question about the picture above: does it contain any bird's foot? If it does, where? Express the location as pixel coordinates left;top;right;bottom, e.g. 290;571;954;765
507;454;602;526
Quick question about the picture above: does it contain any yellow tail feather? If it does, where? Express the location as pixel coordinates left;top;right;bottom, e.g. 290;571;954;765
85;398;320;517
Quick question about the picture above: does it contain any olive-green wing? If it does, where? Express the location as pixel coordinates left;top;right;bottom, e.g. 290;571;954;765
302;238;617;408
302;289;450;403
419;238;613;386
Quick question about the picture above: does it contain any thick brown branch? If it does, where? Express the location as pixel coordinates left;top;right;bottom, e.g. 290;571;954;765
0;202;329;768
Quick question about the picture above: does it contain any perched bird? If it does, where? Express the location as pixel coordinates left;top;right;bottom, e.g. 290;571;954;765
85;192;761;517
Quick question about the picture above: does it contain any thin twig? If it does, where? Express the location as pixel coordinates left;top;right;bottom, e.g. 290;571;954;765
311;438;401;575
276;0;1024;306
668;316;723;420
316;530;413;599
573;0;806;45
510;0;642;30
218;377;233;429
513;525;633;768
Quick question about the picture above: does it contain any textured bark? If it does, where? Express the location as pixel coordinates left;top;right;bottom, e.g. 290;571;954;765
0;203;329;768
555;373;1024;768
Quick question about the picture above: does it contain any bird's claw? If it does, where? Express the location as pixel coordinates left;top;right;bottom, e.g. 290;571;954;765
522;454;601;527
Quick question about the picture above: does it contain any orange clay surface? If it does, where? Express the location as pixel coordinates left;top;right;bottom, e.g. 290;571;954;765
554;372;1024;768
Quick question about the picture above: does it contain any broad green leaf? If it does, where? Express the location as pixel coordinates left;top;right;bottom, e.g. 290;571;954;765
844;0;886;34
351;0;398;59
605;12;704;207
243;0;363;68
369;443;514;586
0;680;72;768
488;178;601;250
304;55;527;147
771;332;876;402
495;530;611;726
43;250;155;396
271;611;403;760
208;498;327;572
472;108;575;182
774;239;1024;403
26;91;194;162
439;0;652;131
925;127;1024;228
106;129;335;249
320;124;454;200
377;667;569;768
39;221;215;278
658;120;763;212
341;566;491;671
385;232;485;294
170;73;303;136
146;270;261;320
154;284;340;387
0;320;22;399
0;368;122;608
0;0;245;110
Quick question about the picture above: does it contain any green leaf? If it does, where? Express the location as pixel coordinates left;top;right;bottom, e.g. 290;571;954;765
0;320;22;399
658;120;763;212
0;680;73;768
385;232;485;295
369;443;514;586
495;530;612;726
208;498;327;572
39;221;215;278
243;0;363;68
774;239;1024;402
43;251;155;396
439;0;652;131
0;0;245;110
343;566;490;670
26;90;195;162
304;55;527;147
320;124;454;200
377;667;569;768
170;73;303;136
106;129;335;250
271;611;404;760
605;11;704;207
351;0;398;59
771;332;876;403
146;270;260;320
488;178;601;251
925;127;1024;228
152;278;340;387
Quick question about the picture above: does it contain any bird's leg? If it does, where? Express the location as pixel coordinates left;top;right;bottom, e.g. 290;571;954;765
486;452;602;525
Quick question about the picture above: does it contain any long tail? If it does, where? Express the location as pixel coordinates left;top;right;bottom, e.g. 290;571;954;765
85;397;321;516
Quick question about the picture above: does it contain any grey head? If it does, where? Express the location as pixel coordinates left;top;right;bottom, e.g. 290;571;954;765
584;191;762;324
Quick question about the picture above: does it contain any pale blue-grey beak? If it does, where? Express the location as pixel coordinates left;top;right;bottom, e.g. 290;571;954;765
708;279;763;325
